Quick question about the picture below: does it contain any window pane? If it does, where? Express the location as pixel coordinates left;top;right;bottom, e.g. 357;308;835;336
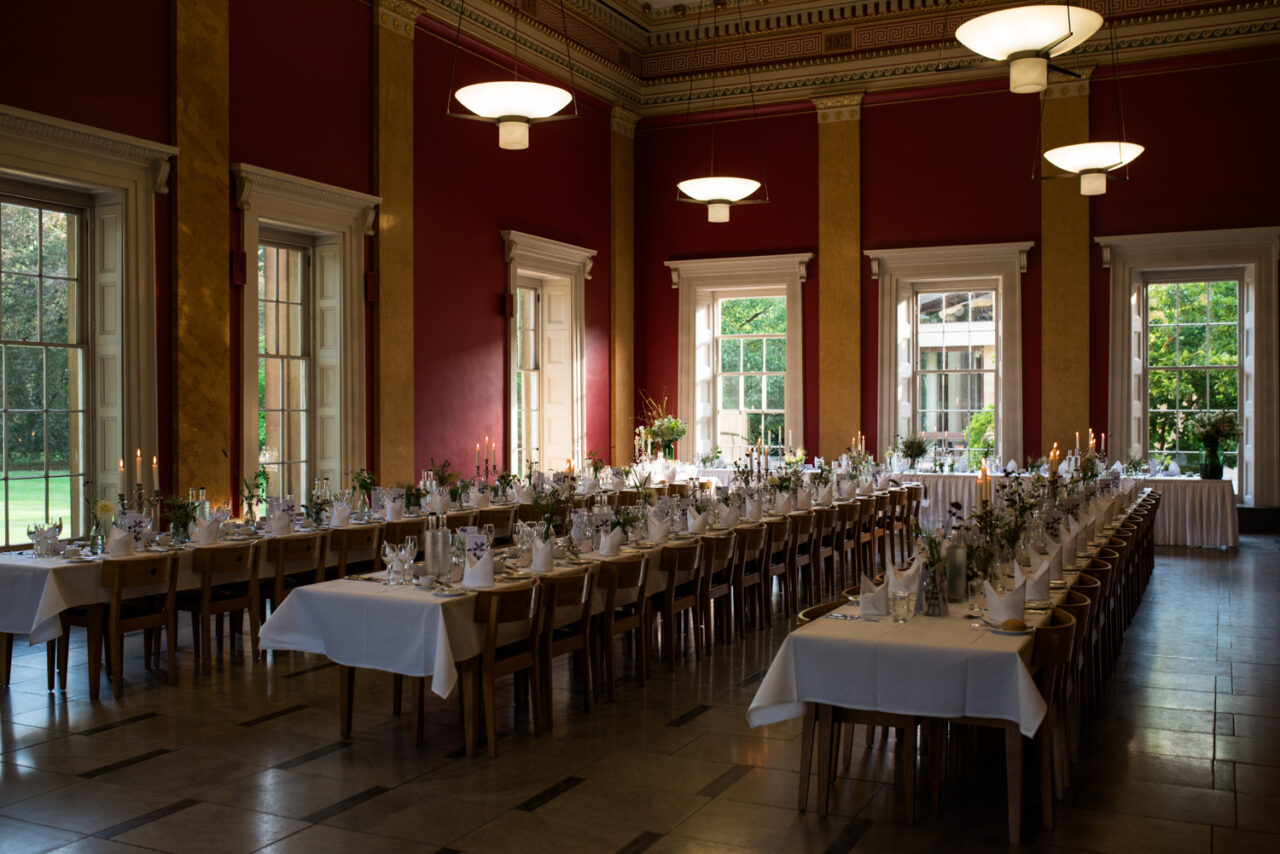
47;476;77;529
742;338;764;372
285;304;304;356
1148;283;1176;325
944;348;968;370
284;359;306;410
1148;369;1177;411
946;293;970;324
1177;324;1207;366
41;277;71;343
719;338;740;373
2;275;39;341
46;348;81;411
1177;282;1208;323
1177;370;1208;410
285;250;303;303
764;412;785;442
766;374;785;409
262;301;278;354
765;338;786;372
971;292;995;322
6;411;45;472
1209;280;1238;323
1148;410;1178;452
1209;371;1238;411
41;210;72;278
720;297;785;335
918;294;942;325
919;348;940;371
1207;325;1237;366
261;247;277;301
918;373;940;410
1147;325;1175;367
6;345;44;409
919;408;939;433
719;375;739;410
1;203;40;274
48;411;82;472
743;375;762;410
262;411;282;462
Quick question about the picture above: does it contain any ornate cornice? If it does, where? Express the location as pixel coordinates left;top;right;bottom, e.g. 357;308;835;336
231;164;382;235
375;0;420;38
0;105;177;192
812;92;863;122
610;105;641;136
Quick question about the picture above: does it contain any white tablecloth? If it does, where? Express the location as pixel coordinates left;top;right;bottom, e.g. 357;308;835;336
1137;476;1238;548
908;472;979;532
747;606;1048;737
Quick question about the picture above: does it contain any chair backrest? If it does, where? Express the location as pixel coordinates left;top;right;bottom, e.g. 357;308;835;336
383;518;427;547
813;506;837;546
733;524;767;577
796;599;844;624
873;492;890;527
789;511;814;552
1058;589;1092;662
763;517;790;566
101;553;176;597
1031;606;1076;700
445;510;478;532
516;503;544;525
857;496;878;534
330;524;383;566
671;482;692;498
477;505;516;531
191;542;256;586
473;581;537;663
835;500;860;533
266;531;327;576
537;568;595;633
905;484;923;525
700;532;737;588
598;555;647;611
657;540;701;588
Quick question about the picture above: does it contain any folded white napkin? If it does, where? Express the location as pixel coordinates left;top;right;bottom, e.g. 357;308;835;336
796;488;812;510
859;575;887;617
985;580;1026;624
745;497;762;522
270;512;293;536
1061;530;1078;565
956;457;971;473
1167;460;1181;476
1047;543;1064;581
773;494;794;515
1058;461;1071;477
888;557;922;596
385;499;405;522
531;538;553;574
514;484;533;504
877;476;893;490
647;517;671;544
1015;559;1051;603
581;477;598;495
1066;514;1080;536
857;482;873;496
599;527;623;557
193;518;220;546
329;503;351;527
687;508;708;534
719;505;739;527
817;483;834;505
1006;458;1019;474
107;526;134;557
428;494;449;515
1110;460;1124;474
462;550;494;588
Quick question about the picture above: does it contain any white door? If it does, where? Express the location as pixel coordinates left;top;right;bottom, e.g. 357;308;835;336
539;278;575;471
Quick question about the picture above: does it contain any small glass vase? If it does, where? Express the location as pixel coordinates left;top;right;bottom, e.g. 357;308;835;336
88;520;106;555
172;522;191;545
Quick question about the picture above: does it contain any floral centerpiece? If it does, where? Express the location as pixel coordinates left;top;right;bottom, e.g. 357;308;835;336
164;495;200;543
1187;411;1238;479
638;392;687;459
530;485;570;540
351;467;375;512
241;466;268;523
899;433;928;471
586;450;606;479
87;497;115;554
698;446;722;468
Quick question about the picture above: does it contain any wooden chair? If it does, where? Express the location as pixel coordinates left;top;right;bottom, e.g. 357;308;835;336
762;516;791;626
730;523;768;640
650;541;703;669
698;532;737;648
328;524;383;579
477;505;517;544
1055;589;1093;792
811;506;839;603
835;500;862;590
261;531;328;621
887;488;909;567
515;503;544;526
177;542;259;673
856;496;878;575
445;509;478;533
796;599;843;624
595;555;649;701
62;554;177;700
670;482;693;498
460;581;542;757
872;491;891;572
1031;607;1076;831
787;511;815;614
536;568;596;729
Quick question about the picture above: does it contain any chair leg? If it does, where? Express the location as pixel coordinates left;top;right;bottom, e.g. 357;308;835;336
602;626;616;703
1005;722;1023;844
57;632;69;691
461;662;477;757
201;612;213;675
86;607;103;701
190;610;201;658
815;704;835;817
338;665;355;738
167;611;177;683
798;703;816;811
393;674;404;716
903;720;917;825
483;668;498;758
111;630;124;698
46;641;55;691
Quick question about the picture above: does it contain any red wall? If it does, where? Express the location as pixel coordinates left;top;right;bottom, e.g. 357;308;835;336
413;28;613;470
1088;51;1280;431
861;86;1043;457
0;0;170;144
634;108;820;452
229;0;373;193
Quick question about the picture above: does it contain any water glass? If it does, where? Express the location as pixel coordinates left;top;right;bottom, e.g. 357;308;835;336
889;591;911;623
968;578;986;613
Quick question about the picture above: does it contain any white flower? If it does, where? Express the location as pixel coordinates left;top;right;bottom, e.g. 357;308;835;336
94;499;116;522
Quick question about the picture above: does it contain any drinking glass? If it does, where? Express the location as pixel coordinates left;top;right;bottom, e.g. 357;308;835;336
968;578;986;613
483;523;495;548
889;591;911;623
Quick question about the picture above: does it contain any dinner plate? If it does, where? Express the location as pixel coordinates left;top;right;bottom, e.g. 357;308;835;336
63;556;97;563
433;589;468;598
989;626;1035;636
632;540;656;548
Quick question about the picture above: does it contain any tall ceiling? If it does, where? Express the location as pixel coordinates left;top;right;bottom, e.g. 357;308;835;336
411;0;1280;113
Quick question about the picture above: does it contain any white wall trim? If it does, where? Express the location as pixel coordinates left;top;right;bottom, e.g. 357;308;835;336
666;253;812;462
0;105;175;498
866;241;1032;465
1097;227;1280;506
502;229;596;470
232;163;379;491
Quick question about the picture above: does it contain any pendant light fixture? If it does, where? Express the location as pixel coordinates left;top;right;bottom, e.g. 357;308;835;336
446;0;578;150
676;0;769;223
1041;5;1144;195
956;4;1103;93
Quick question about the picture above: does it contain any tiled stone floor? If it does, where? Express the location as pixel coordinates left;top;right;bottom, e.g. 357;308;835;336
2;536;1278;853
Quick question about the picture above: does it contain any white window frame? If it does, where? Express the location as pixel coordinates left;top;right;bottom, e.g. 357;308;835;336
667;253;811;463
502;229;595;472
1098;228;1280;506
713;291;788;459
867;242;1031;466
0;105;175;506
232;163;377;493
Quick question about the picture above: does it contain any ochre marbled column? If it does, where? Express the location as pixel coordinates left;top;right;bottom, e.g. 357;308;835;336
610;106;638;465
173;0;231;501
1040;76;1093;454
373;1;416;483
815;94;864;458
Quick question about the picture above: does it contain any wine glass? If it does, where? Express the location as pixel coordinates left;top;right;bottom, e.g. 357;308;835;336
482;523;495;549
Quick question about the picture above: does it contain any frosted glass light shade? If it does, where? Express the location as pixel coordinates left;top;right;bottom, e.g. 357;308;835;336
955;5;1103;61
1009;56;1048;94
1044;141;1144;195
455;81;572;120
677;177;761;223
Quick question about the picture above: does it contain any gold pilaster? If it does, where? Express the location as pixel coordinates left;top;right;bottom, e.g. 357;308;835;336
1040;74;1093;455
610;106;638;465
815;93;863;458
173;0;231;501
373;0;416;483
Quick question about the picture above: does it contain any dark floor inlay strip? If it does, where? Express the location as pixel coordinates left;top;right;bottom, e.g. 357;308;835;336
697;764;753;798
95;798;199;839
736;669;767;688
283;661;337;679
517;775;585;811
238;704;308;727
666;704;713;727
300;785;389;824
77;712;159;736
274;740;351;770
80;748;170;779
617;831;664;854
821;817;871;854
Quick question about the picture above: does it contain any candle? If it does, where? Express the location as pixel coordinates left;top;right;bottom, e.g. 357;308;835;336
484;436;490;469
1101;433;1106;455
476;443;480;469
135;449;142;488
151;455;158;493
1075;431;1080;454
118;458;126;496
787;430;793;450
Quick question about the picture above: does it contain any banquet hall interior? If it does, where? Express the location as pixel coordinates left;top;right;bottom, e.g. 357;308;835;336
0;0;1278;852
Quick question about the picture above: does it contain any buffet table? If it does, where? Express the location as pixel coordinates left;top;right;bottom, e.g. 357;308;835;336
1137;476;1238;548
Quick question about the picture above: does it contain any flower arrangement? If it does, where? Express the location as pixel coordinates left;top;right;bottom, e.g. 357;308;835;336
493;471;517;499
610;504;645;536
164;495;200;542
531;485;570;539
782;446;807;466
448;477;473;506
698;446;722;468
586;450;607;478
427;458;459;490
1187;411;1238;449
809;460;833;488
899;434;929;470
304;490;332;525
241;466;269;522
638;392;687;458
351;468;375;500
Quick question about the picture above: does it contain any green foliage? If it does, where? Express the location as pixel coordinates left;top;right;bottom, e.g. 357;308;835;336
719;297;786;335
964;404;996;466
